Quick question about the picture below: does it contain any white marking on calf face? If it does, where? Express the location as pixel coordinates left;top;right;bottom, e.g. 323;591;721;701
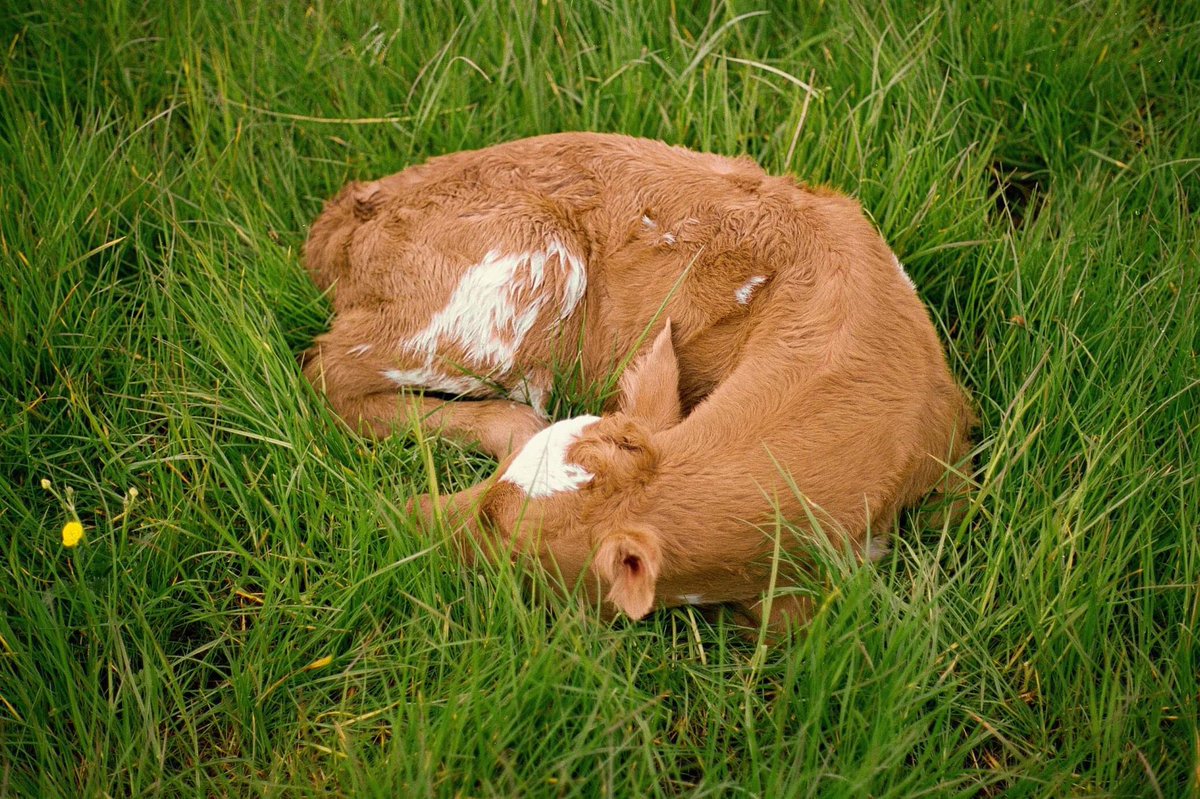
381;367;488;396
402;241;586;376
641;215;656;229
501;414;600;498
660;232;676;246
891;253;916;291
735;275;767;305
347;343;373;357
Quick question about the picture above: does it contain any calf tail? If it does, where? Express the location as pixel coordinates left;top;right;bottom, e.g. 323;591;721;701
302;181;385;296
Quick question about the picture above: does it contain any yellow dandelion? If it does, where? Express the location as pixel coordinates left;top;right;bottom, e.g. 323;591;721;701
62;521;84;548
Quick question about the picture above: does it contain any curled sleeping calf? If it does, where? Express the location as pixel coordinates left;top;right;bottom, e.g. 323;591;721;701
302;132;974;629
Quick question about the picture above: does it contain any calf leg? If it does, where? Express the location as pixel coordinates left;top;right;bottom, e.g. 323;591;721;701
729;592;813;638
359;391;547;459
303;341;547;460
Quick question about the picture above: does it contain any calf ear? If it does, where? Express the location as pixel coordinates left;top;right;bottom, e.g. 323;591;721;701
594;527;662;620
619;321;681;432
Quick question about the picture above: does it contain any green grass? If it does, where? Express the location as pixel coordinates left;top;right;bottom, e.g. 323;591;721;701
2;0;1197;795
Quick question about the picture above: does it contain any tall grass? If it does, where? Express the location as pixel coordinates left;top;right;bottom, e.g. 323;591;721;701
1;1;1196;795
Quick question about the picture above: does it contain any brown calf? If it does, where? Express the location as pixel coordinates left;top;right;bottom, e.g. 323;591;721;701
302;132;974;629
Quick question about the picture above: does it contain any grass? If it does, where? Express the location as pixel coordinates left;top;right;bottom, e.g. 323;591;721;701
1;0;1197;795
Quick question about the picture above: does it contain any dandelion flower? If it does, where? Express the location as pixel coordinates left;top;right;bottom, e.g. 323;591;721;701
62;521;84;548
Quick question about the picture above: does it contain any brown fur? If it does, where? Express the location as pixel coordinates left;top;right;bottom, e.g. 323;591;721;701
302;132;975;631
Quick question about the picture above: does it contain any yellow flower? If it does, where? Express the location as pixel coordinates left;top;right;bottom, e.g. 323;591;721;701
62;521;84;548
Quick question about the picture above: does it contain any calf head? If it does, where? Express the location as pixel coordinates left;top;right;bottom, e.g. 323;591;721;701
414;323;681;619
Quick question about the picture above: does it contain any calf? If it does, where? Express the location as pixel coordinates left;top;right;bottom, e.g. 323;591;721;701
302;133;974;629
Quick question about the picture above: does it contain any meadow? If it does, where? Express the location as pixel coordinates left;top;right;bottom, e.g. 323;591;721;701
1;1;1197;795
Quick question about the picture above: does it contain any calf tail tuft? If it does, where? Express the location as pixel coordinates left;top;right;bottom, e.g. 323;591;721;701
303;181;380;296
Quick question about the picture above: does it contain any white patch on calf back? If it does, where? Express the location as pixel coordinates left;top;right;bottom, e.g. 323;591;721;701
501;414;599;498
381;367;488;396
891;253;916;291
403;250;536;373
400;241;587;377
735;275;767;305
551;240;588;320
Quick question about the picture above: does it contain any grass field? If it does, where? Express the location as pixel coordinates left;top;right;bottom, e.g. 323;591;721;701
2;1;1197;795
